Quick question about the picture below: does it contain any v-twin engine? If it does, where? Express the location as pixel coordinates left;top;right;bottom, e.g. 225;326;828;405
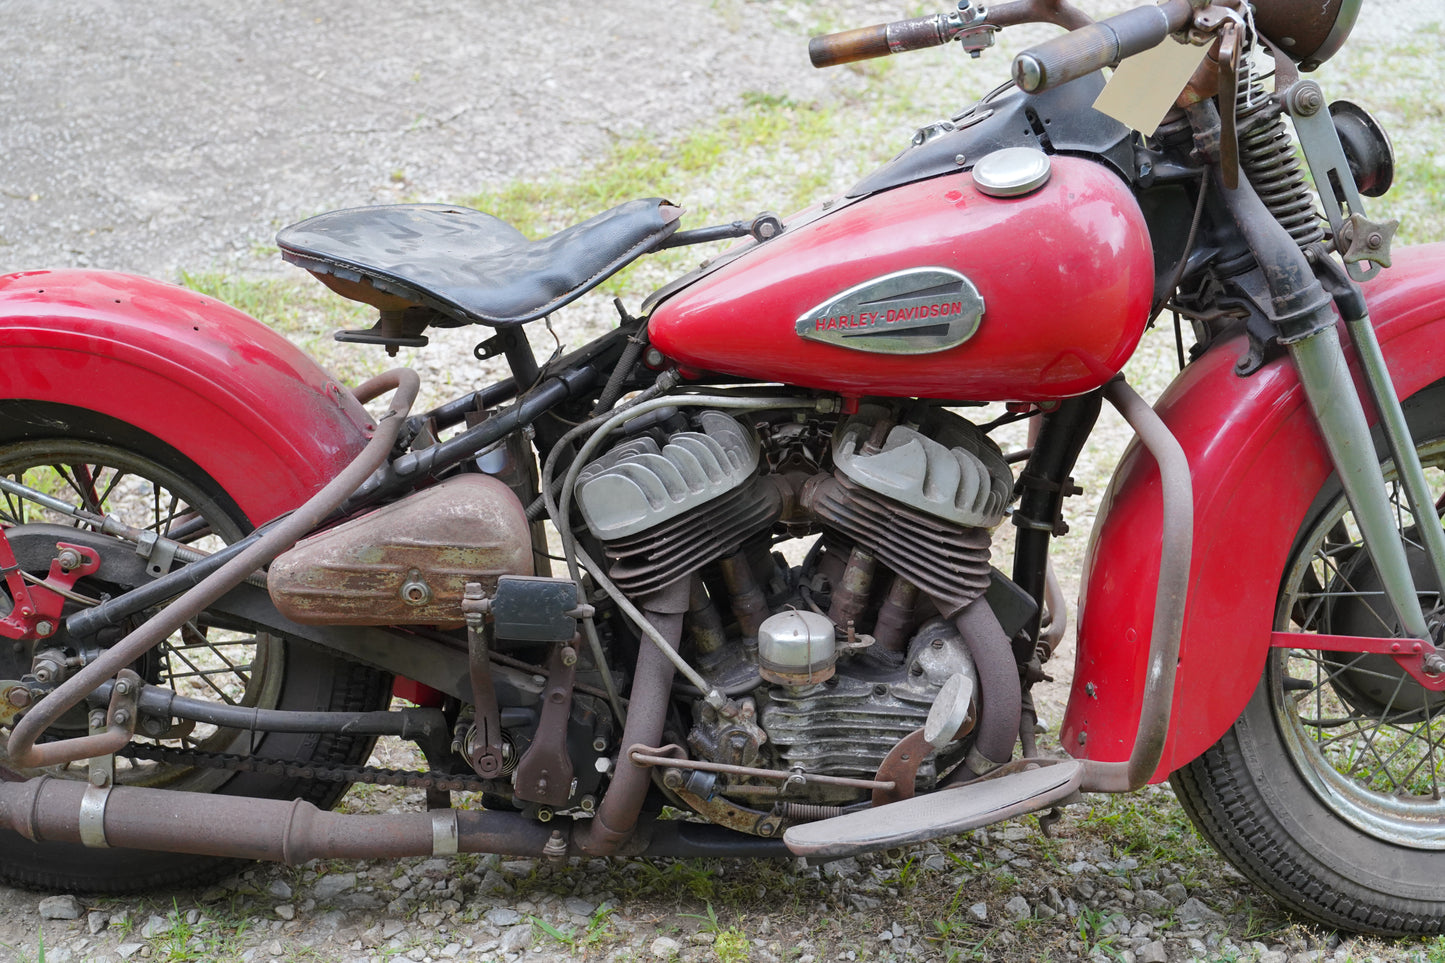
574;402;1016;809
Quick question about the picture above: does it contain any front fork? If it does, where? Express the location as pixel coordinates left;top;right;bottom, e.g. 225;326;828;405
1206;101;1445;677
1288;305;1445;652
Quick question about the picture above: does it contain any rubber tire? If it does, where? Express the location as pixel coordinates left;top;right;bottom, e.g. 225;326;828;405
1171;381;1445;936
0;402;391;893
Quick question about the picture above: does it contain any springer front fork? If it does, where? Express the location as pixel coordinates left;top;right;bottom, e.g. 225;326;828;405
1196;92;1445;681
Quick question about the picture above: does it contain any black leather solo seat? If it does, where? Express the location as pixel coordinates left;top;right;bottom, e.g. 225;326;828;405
276;199;682;343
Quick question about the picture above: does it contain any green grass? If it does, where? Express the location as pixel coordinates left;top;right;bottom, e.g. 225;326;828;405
178;270;368;339
141;901;251;963
528;902;617;953
681;903;751;963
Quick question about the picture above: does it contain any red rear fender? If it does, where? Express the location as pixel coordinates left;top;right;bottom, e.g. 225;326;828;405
0;270;371;523
1069;243;1445;779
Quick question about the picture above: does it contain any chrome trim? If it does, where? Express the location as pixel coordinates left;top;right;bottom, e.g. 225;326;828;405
79;783;111;849
430;810;459;856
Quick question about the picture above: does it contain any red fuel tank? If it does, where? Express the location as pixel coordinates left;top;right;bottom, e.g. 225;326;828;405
648;155;1154;402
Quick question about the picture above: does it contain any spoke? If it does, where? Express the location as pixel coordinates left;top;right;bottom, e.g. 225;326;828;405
166;643;242;705
176;624;251;683
92;466;127;511
65;462;103;515
152;492;185;536
1;481;25;525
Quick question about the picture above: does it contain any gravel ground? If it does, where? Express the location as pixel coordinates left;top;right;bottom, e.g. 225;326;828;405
3;2;1445;962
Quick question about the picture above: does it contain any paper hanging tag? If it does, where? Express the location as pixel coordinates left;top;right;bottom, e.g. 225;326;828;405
1092;38;1211;135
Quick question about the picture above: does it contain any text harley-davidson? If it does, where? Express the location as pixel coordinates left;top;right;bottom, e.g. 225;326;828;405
0;0;1438;937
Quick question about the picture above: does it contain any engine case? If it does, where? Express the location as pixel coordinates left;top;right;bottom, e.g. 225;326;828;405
267;473;533;625
761;619;976;800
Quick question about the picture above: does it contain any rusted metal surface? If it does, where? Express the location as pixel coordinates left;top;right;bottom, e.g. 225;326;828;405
872;575;919;654
871;728;932;806
462;585;505;778
716;551;769;639
269;473;533;625
576;614;682;855
0;774;558;862
683;574;727;656
512;641;579;806
954;598;1021;770
6;369;420;771
0;769;790;862
663;764;783;837
574;580;689;856
828;547;877;630
629;745;895;792
11;669;141;770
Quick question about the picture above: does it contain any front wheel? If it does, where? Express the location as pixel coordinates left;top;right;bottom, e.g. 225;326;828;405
1173;383;1445;936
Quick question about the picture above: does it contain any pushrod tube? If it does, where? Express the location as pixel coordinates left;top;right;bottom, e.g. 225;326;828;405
8;370;421;770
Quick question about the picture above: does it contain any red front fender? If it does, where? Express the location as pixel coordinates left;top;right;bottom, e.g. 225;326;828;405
0;270;371;524
1069;243;1445;779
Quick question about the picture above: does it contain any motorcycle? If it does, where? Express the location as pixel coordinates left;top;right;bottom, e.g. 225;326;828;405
0;0;1436;936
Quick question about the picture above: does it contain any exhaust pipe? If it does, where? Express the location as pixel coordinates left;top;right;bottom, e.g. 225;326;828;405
0;776;554;863
0;776;788;863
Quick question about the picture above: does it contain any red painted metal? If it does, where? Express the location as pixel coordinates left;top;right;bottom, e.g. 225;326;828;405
1269;631;1445;692
0;536;101;640
0;270;372;524
1269;630;1436;655
1067;243;1445;779
647;156;1154;402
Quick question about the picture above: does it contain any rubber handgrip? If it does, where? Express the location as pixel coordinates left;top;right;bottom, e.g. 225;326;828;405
809;14;956;69
809;24;890;68
1012;2;1189;93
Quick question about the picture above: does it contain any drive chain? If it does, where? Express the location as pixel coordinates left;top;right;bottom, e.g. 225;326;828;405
119;742;499;794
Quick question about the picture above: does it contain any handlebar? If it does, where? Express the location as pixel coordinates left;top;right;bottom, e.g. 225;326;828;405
1011;0;1195;93
808;13;968;68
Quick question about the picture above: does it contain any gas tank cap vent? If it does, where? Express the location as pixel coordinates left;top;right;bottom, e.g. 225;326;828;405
972;147;1052;198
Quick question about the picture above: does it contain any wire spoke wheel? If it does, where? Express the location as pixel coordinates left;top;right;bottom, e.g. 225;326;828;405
1273;438;1445;844
0;439;284;790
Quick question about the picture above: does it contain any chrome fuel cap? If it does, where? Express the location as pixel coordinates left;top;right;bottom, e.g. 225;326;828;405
972;147;1052;198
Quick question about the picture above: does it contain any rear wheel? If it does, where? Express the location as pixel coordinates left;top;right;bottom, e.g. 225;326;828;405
0;405;389;893
1173;385;1445;935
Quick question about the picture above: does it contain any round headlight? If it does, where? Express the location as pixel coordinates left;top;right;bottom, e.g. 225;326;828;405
1252;0;1362;71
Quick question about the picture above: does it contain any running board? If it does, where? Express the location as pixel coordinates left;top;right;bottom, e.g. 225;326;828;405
783;760;1083;859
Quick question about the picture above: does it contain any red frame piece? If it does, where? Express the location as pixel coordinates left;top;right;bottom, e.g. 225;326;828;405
0;532;100;640
1269;630;1445;692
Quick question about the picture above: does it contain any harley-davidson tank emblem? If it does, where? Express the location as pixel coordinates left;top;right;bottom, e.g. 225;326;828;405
794;268;984;354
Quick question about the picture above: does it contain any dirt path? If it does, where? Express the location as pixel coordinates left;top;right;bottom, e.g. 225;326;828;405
0;0;869;279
